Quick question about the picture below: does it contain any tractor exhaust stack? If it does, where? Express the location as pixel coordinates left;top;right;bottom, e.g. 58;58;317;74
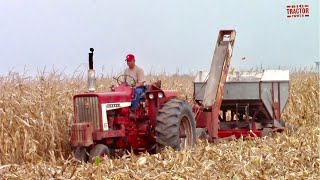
88;48;96;92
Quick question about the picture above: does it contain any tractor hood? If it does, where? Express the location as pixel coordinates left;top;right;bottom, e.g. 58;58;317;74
74;82;133;103
74;91;132;103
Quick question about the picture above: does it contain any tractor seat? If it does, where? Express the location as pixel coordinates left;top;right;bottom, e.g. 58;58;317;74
139;81;161;101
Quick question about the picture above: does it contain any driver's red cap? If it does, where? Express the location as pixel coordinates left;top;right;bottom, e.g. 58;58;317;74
125;54;135;61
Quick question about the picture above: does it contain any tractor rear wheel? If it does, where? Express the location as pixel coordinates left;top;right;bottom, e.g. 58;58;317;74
155;99;196;151
74;146;88;163
89;144;111;163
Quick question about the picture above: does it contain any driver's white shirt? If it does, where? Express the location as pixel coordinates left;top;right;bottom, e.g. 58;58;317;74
123;65;146;85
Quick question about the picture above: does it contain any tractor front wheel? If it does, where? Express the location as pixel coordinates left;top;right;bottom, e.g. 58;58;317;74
89;144;111;163
74;146;88;163
155;99;196;151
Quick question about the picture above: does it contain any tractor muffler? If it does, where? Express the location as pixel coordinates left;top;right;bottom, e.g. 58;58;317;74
88;48;96;92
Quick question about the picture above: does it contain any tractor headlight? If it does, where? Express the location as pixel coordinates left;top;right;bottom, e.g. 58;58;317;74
148;93;154;99
158;92;163;98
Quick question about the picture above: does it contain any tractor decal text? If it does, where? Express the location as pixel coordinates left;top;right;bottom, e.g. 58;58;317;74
106;103;120;108
102;102;132;111
101;102;131;131
286;4;309;18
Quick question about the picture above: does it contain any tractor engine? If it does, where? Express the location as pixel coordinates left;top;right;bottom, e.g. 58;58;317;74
71;88;154;151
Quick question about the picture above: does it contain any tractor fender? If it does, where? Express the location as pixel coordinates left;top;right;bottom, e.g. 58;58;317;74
162;90;178;99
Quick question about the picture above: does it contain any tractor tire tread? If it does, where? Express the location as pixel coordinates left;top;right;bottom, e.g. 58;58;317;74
89;144;111;163
155;99;196;151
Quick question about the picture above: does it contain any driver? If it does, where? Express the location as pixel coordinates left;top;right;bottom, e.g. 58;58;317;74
123;54;146;110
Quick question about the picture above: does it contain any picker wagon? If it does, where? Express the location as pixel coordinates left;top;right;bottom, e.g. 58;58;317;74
193;70;289;138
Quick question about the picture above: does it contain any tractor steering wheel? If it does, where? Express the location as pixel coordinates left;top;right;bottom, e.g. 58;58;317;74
115;74;136;87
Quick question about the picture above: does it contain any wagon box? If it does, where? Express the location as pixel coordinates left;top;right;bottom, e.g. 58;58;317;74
193;70;290;138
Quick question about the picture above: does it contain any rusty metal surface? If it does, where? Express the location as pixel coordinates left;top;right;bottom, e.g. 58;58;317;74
75;96;100;130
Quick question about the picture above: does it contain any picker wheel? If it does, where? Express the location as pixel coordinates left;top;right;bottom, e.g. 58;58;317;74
89;144;111;163
286;124;297;134
196;128;209;140
278;119;286;127
261;128;273;137
74;146;88;163
277;120;296;134
155;99;196;151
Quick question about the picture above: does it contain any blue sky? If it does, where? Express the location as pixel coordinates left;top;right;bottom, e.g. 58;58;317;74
0;0;319;76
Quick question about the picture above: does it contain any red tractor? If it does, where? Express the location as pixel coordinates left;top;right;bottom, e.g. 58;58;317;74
71;48;196;162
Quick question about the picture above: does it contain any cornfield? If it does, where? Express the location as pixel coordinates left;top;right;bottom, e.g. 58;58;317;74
0;69;319;179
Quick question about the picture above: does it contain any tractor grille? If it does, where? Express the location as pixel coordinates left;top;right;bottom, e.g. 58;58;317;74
75;96;100;130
